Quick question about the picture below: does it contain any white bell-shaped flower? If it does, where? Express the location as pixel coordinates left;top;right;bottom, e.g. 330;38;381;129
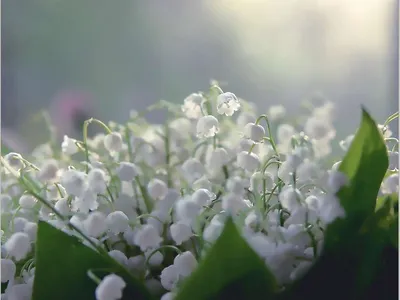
243;123;265;143
1;259;16;283
181;93;205;119
54;198;70;216
181;158;205;183
147;179;168;200
196;115;219;138
61;169;87;197
217;92;240;116
170;222;192;245
327;170;348;194
381;174;399;194
23;222;38;242
174;197;202;223
161;292;175;300
37;159;59;182
173;251;198;277
95;274;126;300
87;168;108;194
6;283;32;300
116;162;139;182
18;194;36;209
106;211;129;234
108;250;128;266
160;265;179;291
237;151;260;172
279;187;303;212
61;135;79;155
134;224;163;251
4;232;31;261
103;132;123;153
206;147;229;170
84;212;107;238
145;249;164;267
191;188;216;206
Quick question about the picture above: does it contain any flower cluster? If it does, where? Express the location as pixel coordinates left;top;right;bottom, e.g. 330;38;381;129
1;84;398;300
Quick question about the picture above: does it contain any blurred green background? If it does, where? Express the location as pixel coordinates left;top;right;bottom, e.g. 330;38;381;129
1;0;398;151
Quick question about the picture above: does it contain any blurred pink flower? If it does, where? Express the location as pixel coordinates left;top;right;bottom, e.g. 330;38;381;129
50;90;95;140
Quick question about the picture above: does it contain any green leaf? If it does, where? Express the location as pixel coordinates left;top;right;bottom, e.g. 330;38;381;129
32;221;153;300
338;108;389;226
281;109;393;300
175;217;278;300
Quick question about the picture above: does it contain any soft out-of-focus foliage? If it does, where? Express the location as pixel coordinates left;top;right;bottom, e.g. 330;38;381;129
2;0;398;148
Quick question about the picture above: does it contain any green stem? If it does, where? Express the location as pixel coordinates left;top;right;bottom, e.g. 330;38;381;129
144;245;182;268
82;118;112;173
255;115;279;156
135;176;153;213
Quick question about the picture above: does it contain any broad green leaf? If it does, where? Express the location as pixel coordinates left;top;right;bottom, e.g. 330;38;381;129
175;218;278;300
281;109;393;300
338;108;388;226
32;221;153;300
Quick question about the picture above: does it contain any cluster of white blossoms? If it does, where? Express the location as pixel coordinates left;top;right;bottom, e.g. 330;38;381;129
1;84;398;300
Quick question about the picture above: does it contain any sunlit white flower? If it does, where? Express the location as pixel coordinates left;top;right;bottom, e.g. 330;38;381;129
206;147;229;170
3;152;24;172
237;151;260;172
103;132;123;153
243;123;265;143
217;92;240;116
196;115;219;138
62;135;79;155
181;93;205;119
61;169;86;197
181;158;205;183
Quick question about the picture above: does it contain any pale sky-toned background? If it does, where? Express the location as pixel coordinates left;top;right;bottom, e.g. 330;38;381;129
2;0;398;149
